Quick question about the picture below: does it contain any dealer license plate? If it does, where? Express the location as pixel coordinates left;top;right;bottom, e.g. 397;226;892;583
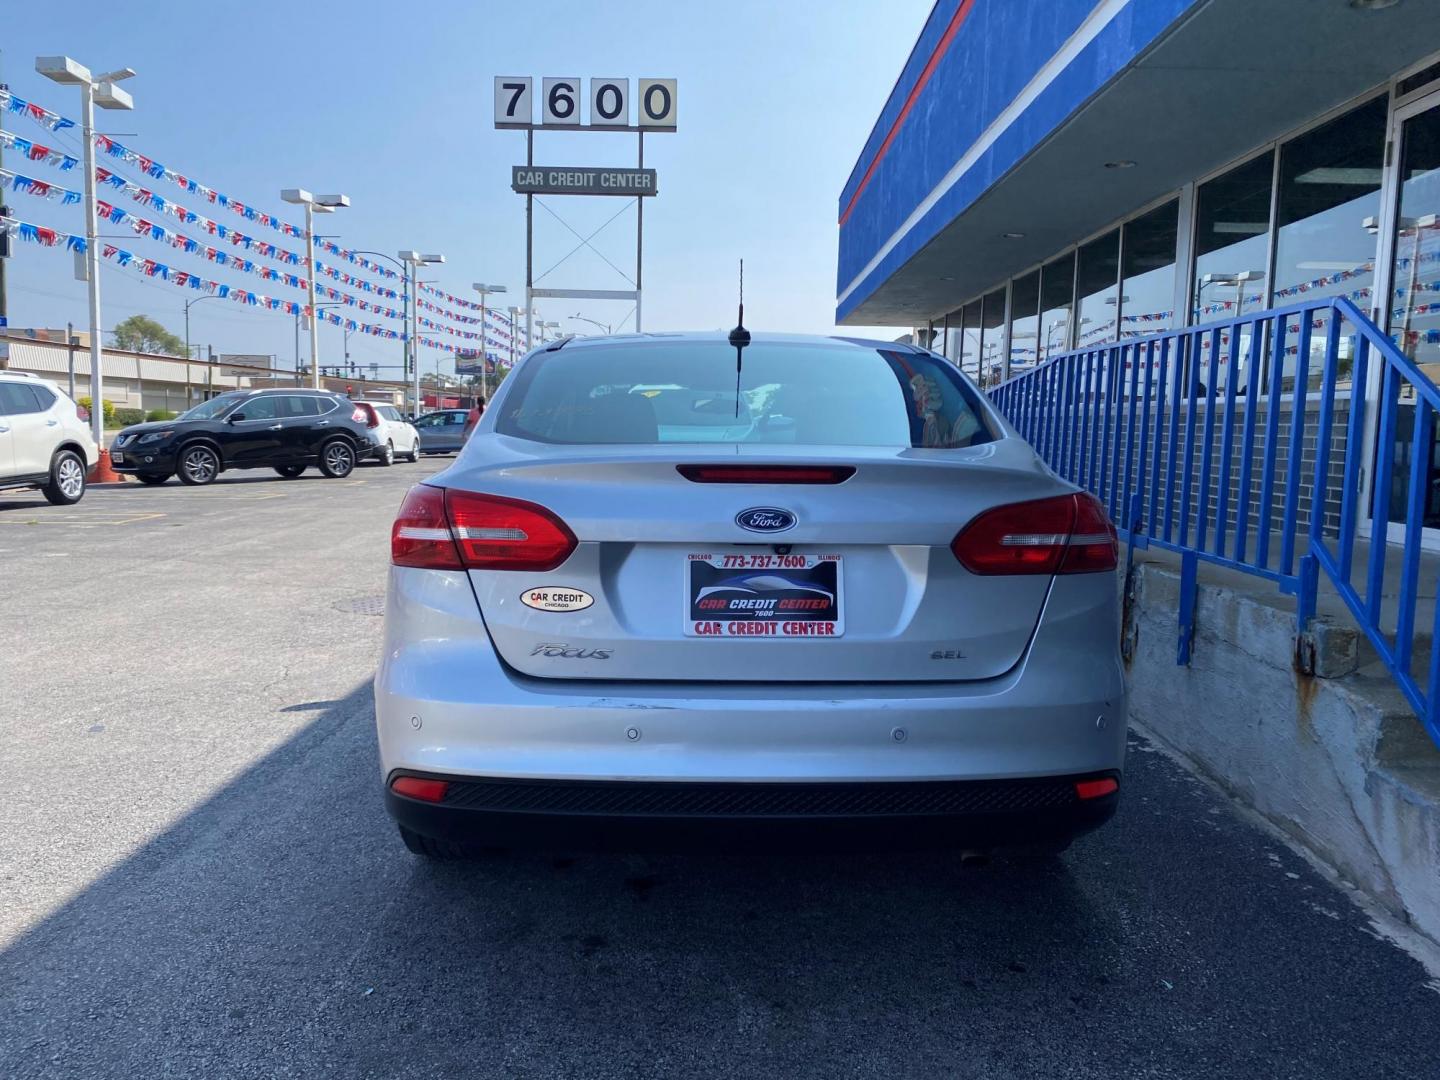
685;552;843;638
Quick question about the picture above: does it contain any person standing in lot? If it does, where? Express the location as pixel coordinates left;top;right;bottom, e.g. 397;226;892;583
462;396;485;441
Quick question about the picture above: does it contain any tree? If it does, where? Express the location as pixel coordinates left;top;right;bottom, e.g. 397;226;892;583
112;314;186;356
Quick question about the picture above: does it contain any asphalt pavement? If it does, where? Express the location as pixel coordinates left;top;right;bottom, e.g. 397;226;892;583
1;458;1438;1079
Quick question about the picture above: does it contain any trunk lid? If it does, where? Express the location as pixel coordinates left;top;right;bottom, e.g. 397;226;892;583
447;439;1068;682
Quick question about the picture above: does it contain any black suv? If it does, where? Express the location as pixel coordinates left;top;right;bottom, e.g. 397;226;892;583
111;388;383;486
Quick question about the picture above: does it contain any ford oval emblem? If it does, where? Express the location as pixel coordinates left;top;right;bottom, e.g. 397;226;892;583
735;507;796;533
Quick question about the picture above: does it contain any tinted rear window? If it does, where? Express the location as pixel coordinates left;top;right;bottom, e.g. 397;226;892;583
496;341;992;447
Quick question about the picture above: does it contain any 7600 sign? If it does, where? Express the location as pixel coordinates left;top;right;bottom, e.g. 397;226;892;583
494;77;677;131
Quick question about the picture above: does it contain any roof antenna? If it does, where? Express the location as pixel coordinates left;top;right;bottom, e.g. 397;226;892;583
728;259;749;417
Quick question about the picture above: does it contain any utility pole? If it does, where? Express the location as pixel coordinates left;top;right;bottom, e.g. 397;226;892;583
66;321;76;399
0;52;9;327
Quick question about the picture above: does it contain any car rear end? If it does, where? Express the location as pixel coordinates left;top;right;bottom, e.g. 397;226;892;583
375;335;1126;854
345;399;387;460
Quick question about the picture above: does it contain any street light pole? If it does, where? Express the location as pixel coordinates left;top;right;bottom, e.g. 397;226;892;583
354;249;411;395
400;251;444;414
569;312;614;336
508;306;527;369
472;283;508;403
37;56;134;450
184;293;224;362
282;189;349;389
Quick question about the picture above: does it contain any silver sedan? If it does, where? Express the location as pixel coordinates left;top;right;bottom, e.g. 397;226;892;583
375;332;1125;857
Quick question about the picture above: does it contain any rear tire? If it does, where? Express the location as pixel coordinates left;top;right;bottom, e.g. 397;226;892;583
176;443;220;486
318;438;356;479
136;472;171;486
41;449;87;505
379;440;395;467
398;825;473;860
274;464;306;478
405;442;420;463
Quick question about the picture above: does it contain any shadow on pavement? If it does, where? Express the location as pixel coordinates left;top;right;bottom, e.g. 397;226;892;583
2;683;1438;1079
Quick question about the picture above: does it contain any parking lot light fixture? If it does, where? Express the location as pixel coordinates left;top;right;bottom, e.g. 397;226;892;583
284;188;349;389
37;54;135;451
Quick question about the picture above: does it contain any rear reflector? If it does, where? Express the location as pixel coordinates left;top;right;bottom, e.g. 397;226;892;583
677;465;855;484
390;484;578;571
1075;777;1119;800
950;493;1118;576
391;776;450;802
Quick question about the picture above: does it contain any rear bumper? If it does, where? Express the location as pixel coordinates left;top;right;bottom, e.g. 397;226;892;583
385;772;1120;852
375;566;1128;802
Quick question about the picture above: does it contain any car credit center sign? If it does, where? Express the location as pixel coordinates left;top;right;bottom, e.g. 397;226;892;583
511;167;657;197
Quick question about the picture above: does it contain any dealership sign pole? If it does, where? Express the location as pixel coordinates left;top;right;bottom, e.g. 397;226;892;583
495;77;675;344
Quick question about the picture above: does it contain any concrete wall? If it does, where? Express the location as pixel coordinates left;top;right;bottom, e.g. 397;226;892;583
1123;557;1440;944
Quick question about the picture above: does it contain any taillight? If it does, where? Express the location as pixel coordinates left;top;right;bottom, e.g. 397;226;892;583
353;404;377;426
1062;491;1120;573
445;489;577;570
950;493;1117;575
391;484;463;569
390;485;578;571
76;404;90;422
677;465;856;484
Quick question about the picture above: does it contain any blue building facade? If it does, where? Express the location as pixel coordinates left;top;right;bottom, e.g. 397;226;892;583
838;0;1440;394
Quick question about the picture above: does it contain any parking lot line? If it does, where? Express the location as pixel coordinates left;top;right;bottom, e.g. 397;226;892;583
0;511;168;527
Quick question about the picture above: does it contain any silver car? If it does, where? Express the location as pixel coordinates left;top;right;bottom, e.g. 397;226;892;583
375;332;1126;857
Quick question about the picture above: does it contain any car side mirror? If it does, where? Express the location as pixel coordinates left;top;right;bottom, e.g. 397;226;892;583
228;412;245;423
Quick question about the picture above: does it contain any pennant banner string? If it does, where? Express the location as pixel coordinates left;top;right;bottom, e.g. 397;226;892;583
0;129;79;171
0;88;76;133
1;166;84;205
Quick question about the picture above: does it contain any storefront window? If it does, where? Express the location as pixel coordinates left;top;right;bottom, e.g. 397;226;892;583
1008;270;1040;375
1039;252;1075;360
942;309;963;365
979;288;1007;387
1193;151;1274;324
1075;230;1120;348
1120;200;1178;338
1387;97;1440;528
959;299;982;380
1273;98;1387;394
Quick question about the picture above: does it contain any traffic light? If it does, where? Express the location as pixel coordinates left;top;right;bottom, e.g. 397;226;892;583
0;206;10;259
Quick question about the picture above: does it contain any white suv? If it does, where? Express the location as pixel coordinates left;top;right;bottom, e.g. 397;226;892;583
354;401;421;465
0;372;100;505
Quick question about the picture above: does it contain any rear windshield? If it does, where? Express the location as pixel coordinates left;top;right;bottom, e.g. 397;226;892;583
495;341;993;447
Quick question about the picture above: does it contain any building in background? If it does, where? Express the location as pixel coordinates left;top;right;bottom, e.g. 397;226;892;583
0;329;406;417
838;0;1440;384
838;0;1440;537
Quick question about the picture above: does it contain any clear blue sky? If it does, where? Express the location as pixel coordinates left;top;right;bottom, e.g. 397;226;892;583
1;0;931;378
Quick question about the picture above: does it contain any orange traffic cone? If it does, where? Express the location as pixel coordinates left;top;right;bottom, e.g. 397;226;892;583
89;448;126;484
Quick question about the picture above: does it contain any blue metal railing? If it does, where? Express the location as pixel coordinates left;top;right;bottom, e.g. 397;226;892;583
989;296;1440;746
